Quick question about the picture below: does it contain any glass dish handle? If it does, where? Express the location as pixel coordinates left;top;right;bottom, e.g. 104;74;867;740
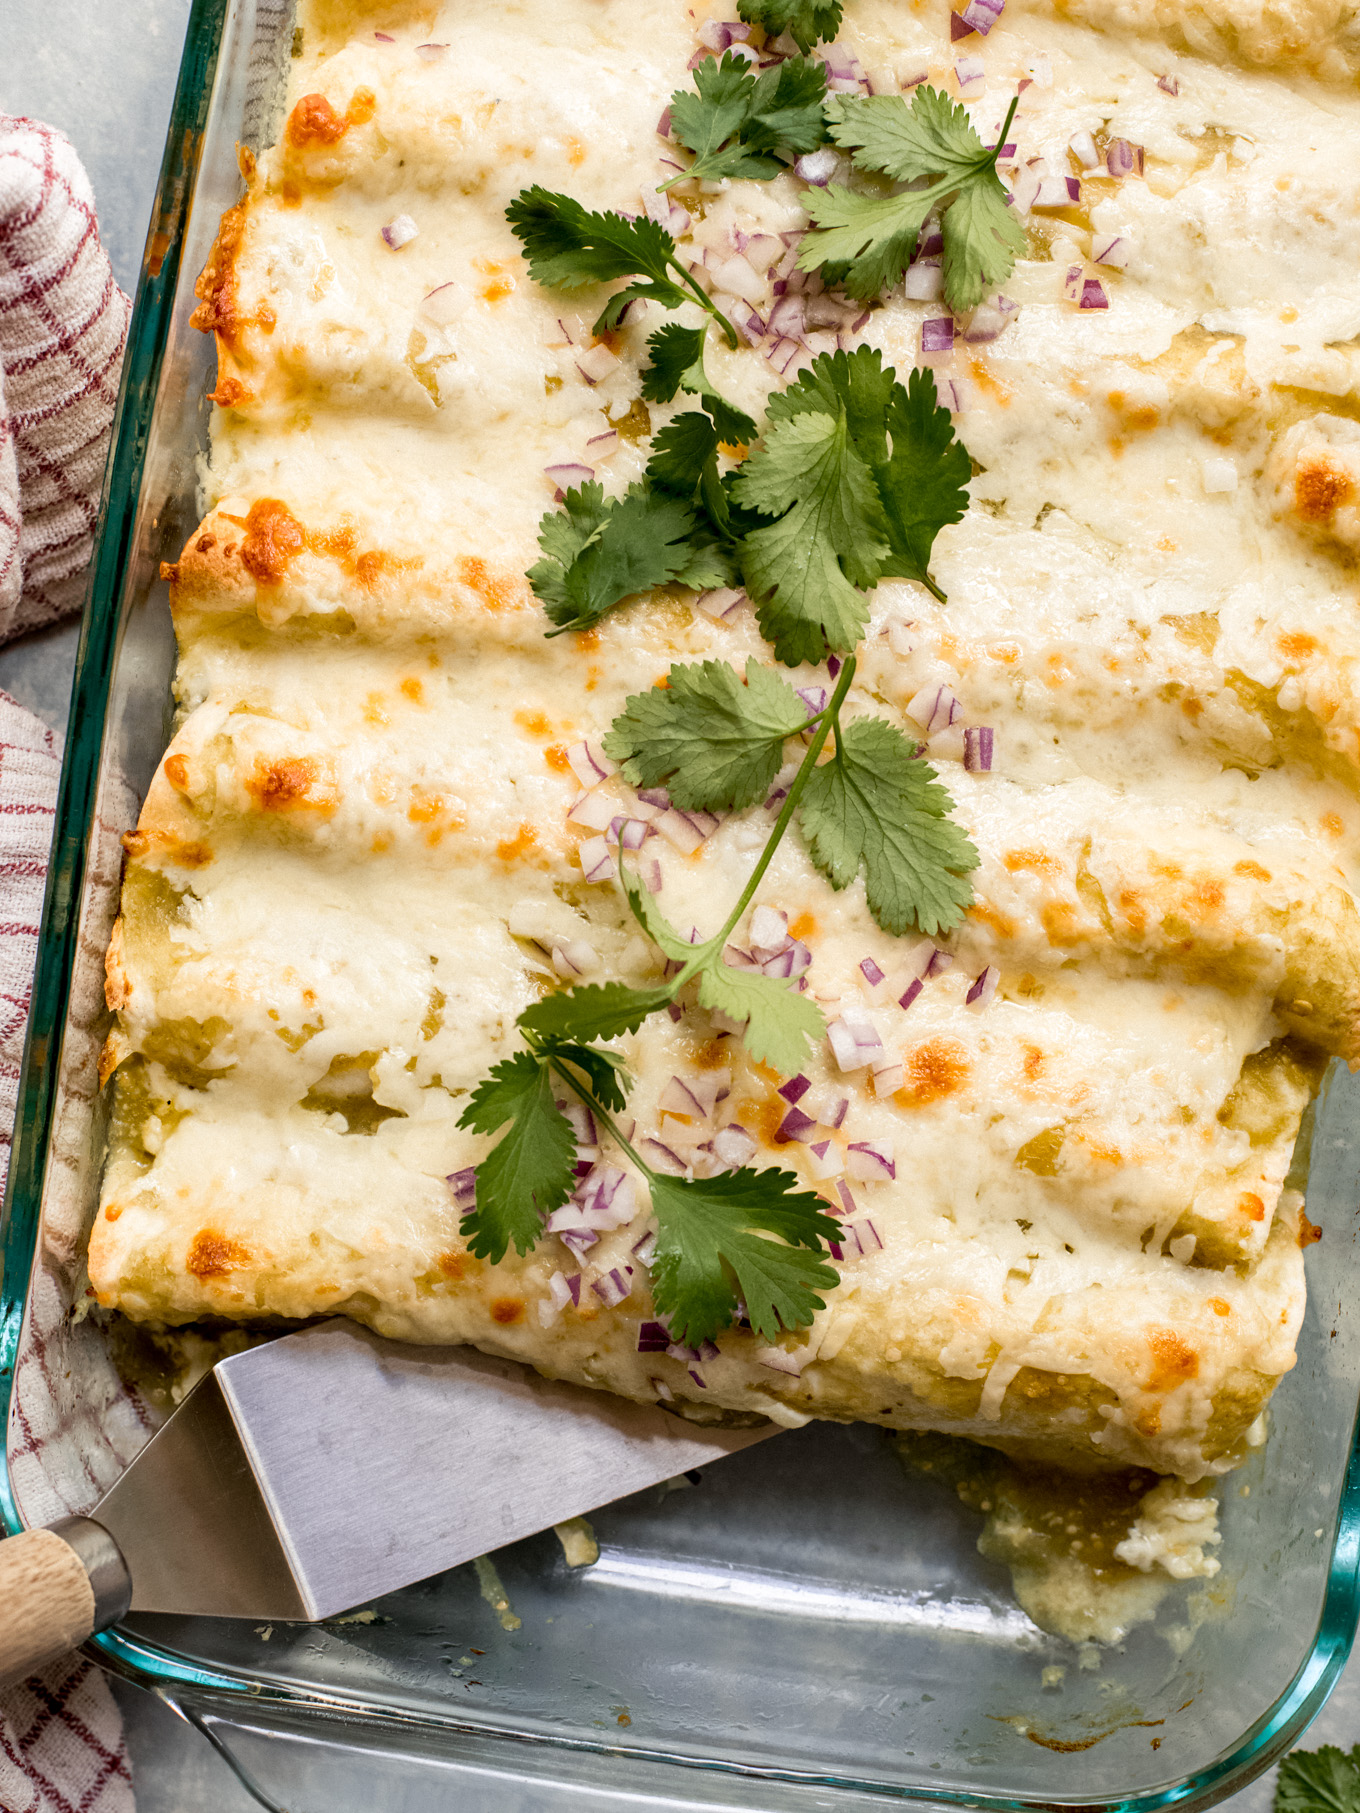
158;1690;292;1813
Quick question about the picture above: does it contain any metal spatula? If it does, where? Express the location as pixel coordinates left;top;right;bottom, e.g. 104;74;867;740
0;1319;776;1685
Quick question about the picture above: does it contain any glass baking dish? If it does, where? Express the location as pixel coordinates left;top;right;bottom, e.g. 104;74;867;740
3;0;1360;1805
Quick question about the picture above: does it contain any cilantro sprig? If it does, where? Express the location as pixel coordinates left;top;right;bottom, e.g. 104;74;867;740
662;51;831;190
606;656;978;937
528;479;729;636
507;186;739;346
1276;1745;1360;1813
801;88;1024;312
530;348;970;654
737;0;844;53
459;1025;837;1344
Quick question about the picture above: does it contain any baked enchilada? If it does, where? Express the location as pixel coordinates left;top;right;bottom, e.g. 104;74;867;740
89;0;1357;1516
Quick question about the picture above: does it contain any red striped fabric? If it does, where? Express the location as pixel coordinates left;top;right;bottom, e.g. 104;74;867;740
0;116;136;1813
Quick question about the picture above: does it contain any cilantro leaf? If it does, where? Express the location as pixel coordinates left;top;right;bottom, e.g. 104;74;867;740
734;349;968;624
549;1043;630;1114
648;1169;840;1345
1276;1746;1360;1813
804;88;1025;311
520;982;674;1045
506;186;738;341
667;52;829;187
618;866;824;1071
528;481;700;635
456;1052;576;1260
507;186;692;331
734;404;885;664
799;717;978;935
695;959;826;1073
640;324;758;447
875;367;972;593
646;411;741;546
604;658;807;811
737;0;844;54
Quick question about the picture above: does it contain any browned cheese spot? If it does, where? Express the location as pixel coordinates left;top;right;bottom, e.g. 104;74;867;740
900;1039;971;1105
490;1296;525;1325
187;1229;253;1280
1145;1327;1199;1392
1295;456;1354;524
241;498;306;585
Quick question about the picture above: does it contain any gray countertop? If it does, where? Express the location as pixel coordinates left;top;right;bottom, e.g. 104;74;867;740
2;4;1355;1808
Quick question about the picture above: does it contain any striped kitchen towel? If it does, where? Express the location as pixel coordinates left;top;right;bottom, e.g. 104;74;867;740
0;113;135;1813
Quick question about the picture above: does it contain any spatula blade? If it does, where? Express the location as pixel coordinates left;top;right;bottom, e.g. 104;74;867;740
93;1320;777;1620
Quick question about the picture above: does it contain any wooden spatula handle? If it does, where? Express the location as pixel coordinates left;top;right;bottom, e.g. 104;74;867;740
0;1518;132;1687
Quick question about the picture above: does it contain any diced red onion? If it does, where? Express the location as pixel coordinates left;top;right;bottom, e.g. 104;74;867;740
831;1179;857;1218
687;1368;709;1389
872;1060;905;1097
660;1074;718;1120
729;299;767;346
1032;176;1080;209
447;1166;477;1207
381;215;419;250
576;343;620;385
925;948;955;978
549;1271;583;1312
592;1268;632;1307
1069;130;1101;170
951;9;974;37
961;0;1005;32
1079;277;1109;311
696;586;746;620
415;42;449;59
657;107;673;137
607;816;653;851
559;1227;599;1256
373;30;395;40
751;905;790;955
1091;233;1131;269
954;55;985;89
587;429;620;460
906;682;962;732
768;294;807;341
827;1006;885;1072
710;253;767;308
638;853;665;894
568;788;620;832
651;1377;674;1402
567;740;614;791
776;1104;818;1144
553;939;599;979
761;940;811;979
698;17;752;48
795;149;839;186
633;1230;658;1267
654;806;719;855
898;976;924;1012
905;258;943;302
921;317;954;355
796;685;828;719
756;1345;804;1376
1106;138;1144;178
966;964;1000;1010
766;336;803;375
742;232;784;274
712;1123;757;1169
545;461;594;493
666;1003;683;1023
637;1319;671;1351
963;725;994;772
1063;264;1084;303
859;957;886;990
1008;165;1041;214
578;836;613;882
816;1090;850;1130
420;282;468;326
847;1140;896;1182
1157;73;1179;95
806;1139;844;1181
779;1074;812;1107
642;1137;688;1175
558;1100;598;1149
961;294;1018;343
